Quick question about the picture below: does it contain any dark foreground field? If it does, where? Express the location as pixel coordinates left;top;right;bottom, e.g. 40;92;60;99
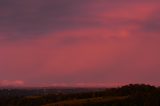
0;84;160;106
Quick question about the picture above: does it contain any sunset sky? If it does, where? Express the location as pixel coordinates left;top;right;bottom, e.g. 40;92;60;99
0;0;160;87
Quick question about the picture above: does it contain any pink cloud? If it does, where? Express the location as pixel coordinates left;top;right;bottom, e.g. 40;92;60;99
0;27;159;86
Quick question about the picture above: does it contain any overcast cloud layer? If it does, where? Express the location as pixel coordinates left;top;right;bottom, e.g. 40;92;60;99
0;0;160;87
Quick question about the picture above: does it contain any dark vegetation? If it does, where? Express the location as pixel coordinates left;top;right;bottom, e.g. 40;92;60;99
0;84;160;106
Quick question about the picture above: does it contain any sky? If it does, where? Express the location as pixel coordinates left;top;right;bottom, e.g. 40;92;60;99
0;0;160;87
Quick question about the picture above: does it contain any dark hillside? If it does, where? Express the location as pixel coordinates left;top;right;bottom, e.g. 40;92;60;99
0;84;159;106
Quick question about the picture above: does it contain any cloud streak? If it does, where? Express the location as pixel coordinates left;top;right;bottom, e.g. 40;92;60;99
0;80;24;86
